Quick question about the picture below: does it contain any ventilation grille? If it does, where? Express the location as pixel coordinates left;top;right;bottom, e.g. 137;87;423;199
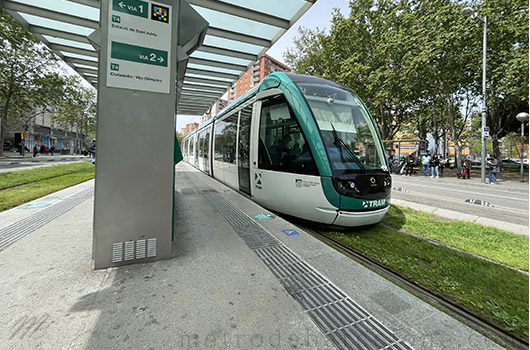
0;188;94;253
112;238;157;263
203;191;413;350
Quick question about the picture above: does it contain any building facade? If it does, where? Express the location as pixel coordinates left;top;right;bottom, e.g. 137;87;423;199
181;122;199;136
199;99;227;126
3;108;87;154
227;55;291;104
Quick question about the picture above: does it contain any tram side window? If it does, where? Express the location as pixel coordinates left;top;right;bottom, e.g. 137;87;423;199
214;113;238;163
258;97;317;175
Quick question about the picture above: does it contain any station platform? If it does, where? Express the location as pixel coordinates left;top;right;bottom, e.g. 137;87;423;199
0;162;504;349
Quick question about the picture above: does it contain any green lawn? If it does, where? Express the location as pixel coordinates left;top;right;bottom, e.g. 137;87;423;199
0;162;95;211
322;206;529;339
383;205;529;271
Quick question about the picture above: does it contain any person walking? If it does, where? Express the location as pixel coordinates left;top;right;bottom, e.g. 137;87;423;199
32;145;38;158
87;138;96;164
487;155;500;184
430;154;440;178
463;157;471;179
421;152;431;176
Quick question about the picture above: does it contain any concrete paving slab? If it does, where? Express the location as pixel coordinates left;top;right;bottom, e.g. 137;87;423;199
180;163;504;350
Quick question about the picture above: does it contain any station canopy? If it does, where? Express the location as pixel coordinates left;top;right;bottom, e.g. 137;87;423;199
2;0;316;115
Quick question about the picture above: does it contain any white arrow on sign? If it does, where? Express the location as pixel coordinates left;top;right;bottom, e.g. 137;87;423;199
158;57;164;63
119;1;125;8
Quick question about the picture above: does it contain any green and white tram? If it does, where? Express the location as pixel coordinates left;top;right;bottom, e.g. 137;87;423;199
182;73;391;227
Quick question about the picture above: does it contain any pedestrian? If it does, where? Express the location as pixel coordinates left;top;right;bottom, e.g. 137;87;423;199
430;154;440;178
405;152;415;176
87;138;96;164
421;151;431;176
33;145;38;158
487;155;500;184
50;145;55;156
439;155;447;176
463;157;471;179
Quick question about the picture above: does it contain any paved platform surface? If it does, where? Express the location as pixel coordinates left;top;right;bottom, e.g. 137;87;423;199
0;162;506;349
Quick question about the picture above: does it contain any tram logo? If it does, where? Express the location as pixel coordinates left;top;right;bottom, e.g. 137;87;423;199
255;173;262;190
362;199;387;208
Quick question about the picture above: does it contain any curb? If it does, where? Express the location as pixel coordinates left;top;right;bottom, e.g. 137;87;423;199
391;198;529;236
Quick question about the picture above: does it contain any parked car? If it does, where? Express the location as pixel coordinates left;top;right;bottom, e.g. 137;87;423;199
502;159;529;169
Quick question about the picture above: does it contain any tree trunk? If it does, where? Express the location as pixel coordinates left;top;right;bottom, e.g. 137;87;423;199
446;94;461;168
432;101;439;155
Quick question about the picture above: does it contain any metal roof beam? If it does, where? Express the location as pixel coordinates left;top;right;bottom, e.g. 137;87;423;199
64;56;98;67
49;44;98;58
177;110;205;116
207;27;271;47
189;57;247;72
31;25;89;44
196;45;257;62
2;1;99;29
178;104;212;110
180;96;221;103
182;83;227;93
177;108;210;113
186;68;239;81
77;67;98;75
66;0;100;8
180;90;222;98
188;0;290;29
184;76;232;87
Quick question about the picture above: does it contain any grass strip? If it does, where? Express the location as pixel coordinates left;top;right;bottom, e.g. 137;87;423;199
383;205;529;271
327;225;529;338
0;162;91;190
0;164;94;211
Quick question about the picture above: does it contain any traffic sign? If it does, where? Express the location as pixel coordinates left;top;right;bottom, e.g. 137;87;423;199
107;0;172;93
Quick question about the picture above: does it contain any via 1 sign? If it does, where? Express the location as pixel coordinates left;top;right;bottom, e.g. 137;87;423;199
107;0;172;94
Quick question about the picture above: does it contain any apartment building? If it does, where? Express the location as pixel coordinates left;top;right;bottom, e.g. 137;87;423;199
227;55;291;104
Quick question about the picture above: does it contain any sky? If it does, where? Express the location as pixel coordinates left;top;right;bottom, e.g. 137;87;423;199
176;0;351;132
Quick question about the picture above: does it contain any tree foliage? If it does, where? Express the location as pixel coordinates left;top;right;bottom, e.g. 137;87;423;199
54;75;97;146
0;8;65;155
285;0;528;162
0;8;97;154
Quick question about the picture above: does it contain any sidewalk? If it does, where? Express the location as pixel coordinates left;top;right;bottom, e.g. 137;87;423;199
407;167;529;190
0;166;503;350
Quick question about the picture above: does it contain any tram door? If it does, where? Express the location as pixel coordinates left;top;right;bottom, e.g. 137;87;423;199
238;105;252;195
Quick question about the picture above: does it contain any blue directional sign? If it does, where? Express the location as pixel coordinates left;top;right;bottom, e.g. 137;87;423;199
282;229;299;236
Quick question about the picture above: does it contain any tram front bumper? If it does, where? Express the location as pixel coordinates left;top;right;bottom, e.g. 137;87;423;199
331;206;389;227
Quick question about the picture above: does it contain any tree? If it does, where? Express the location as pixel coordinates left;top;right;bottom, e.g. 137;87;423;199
284;0;528;169
54;75;97;149
466;0;529;158
0;7;65;156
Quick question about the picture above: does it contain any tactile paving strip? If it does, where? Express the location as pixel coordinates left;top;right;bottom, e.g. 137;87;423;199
0;188;94;252
203;192;413;350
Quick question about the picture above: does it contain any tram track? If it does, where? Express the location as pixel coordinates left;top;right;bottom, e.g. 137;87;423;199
303;227;529;350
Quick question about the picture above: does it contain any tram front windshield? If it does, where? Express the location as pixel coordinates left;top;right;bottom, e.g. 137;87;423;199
297;83;387;174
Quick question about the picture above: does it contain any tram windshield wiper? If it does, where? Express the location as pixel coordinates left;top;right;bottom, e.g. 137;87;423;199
330;122;367;173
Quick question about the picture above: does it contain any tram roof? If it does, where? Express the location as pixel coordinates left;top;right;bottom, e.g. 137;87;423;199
2;0;316;116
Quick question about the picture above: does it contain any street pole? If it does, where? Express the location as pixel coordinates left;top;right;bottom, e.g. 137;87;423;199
516;112;529;182
480;16;487;184
463;7;487;183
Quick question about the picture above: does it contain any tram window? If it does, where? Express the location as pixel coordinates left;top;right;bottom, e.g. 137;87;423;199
258;97;317;175
214;113;238;163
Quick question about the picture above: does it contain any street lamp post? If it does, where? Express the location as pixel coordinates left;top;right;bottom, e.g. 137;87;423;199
516;112;529;182
463;6;487;184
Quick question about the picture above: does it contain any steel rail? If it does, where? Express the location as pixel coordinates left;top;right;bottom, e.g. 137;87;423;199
303;227;529;350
